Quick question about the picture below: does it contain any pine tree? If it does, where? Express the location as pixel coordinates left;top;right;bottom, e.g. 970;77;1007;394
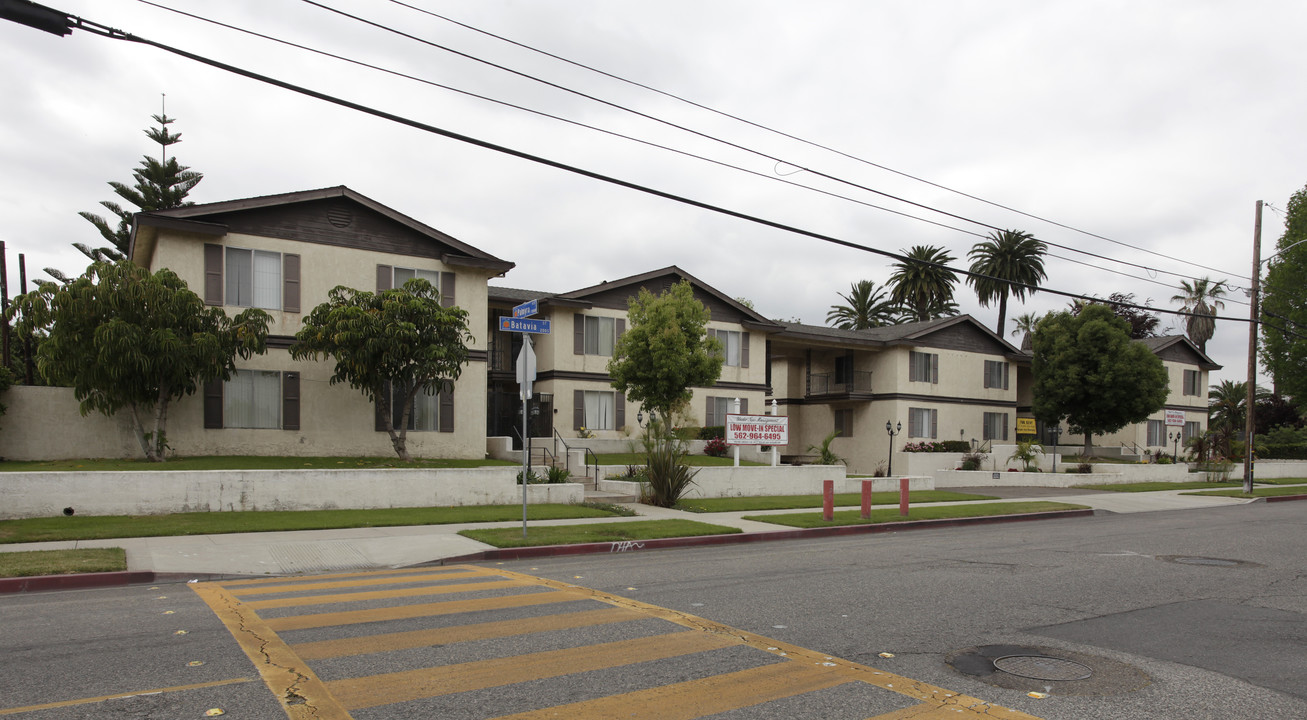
50;113;202;281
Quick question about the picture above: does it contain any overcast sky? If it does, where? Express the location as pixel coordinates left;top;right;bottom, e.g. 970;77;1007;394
3;0;1304;385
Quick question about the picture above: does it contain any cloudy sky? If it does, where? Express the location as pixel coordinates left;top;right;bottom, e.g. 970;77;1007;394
3;0;1304;384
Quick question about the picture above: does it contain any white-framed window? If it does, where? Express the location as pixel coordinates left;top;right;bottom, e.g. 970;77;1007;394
984;360;1010;390
584;316;616;356
225;248;282;310
834;408;854;438
224;370;281;429
1146;419;1166;446
908;407;937;438
1182;369;1202;396
709;329;744;367
391;266;441;290
392;382;442;431
909;351;938;384
983;412;1009;441
583;390;615;430
1183;420;1202;442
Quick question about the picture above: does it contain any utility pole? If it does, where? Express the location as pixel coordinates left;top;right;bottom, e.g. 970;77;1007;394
1243;200;1262;494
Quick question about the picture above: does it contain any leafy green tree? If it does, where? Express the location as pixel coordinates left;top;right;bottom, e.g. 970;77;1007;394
1031;304;1169;455
826;279;898;330
52;114;202;281
1070;292;1160;339
5;261;270;461
608;279;723;420
289;279;472;461
967;229;1047;336
889;245;960;322
1261;184;1307;400
1171;277;1227;353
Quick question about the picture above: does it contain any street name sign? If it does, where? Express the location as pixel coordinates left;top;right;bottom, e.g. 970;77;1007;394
500;316;551;334
512;299;538;319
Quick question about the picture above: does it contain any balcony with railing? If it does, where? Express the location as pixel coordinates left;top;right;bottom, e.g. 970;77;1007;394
806;370;873;400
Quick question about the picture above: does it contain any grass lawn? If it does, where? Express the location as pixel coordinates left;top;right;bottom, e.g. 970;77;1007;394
1074;481;1245;492
743;501;1088;528
676;491;998;513
0;504;629;544
459;519;741;548
0;456;519;472
594;453;766;467
1184;486;1307;499
0;548;127;577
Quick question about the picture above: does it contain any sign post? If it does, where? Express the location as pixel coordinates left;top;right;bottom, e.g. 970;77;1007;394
504;301;548;538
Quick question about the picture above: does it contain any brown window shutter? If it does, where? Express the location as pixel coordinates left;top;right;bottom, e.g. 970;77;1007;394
615;392;625;429
439;384;454;433
616;318;625;340
375;382;390;432
573;389;585;430
705;396;716;427
204;378;223;428
573;314;585;355
930;409;938;439
741;398;749;414
282;254;301;313
1003;363;1010;390
282;372;300;430
742;332;750;368
203;244;223;305
930;354;939;384
441;271;456;308
376;265;392;292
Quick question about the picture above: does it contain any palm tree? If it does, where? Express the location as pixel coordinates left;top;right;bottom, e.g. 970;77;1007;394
967;229;1048;337
1208;379;1248;433
1171;277;1227;353
888;245;959;322
1011;312;1040;351
826;280;899;330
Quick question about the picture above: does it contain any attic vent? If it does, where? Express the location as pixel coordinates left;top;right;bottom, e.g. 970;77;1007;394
326;205;354;228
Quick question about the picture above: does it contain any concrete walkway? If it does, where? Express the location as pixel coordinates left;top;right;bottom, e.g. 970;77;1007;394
0;486;1264;579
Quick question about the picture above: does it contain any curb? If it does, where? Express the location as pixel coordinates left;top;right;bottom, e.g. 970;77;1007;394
433;508;1096;564
0;570;157;595
1262;493;1307;503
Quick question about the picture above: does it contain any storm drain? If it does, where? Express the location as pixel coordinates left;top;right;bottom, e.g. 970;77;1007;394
993;655;1093;681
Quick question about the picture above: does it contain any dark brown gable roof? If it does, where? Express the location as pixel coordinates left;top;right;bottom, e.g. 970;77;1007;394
774;315;1020;356
130;186;513;274
555;266;782;331
1140;336;1222;370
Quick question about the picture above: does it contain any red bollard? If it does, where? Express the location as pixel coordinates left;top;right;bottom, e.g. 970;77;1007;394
861;479;872;519
899;477;910;516
823;480;834;521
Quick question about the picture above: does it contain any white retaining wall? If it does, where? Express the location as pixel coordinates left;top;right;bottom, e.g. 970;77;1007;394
0;468;582;519
597;466;933;498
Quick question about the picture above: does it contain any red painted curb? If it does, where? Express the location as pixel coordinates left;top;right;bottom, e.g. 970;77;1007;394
0;571;156;595
1265;493;1307;503
439;509;1096;564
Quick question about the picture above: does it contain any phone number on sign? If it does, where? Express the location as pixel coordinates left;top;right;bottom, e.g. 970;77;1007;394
733;432;785;442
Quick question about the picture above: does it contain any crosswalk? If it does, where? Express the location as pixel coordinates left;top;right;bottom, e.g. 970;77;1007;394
191;565;1039;719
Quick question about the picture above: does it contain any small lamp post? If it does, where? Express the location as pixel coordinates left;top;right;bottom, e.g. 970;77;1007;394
1169;431;1180;461
885;420;902;476
1050;425;1063;473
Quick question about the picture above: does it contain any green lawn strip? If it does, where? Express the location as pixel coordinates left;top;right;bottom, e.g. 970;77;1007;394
0;548;127;577
0;456;518;472
1073;481;1245;492
459;519;741;548
0;504;624;545
676;491;998;513
1251;478;1307;485
593;453;765;467
742;501;1089;528
1183;485;1307;499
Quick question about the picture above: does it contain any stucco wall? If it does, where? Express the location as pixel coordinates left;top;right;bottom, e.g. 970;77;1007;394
0;467;581;519
597;466;934;498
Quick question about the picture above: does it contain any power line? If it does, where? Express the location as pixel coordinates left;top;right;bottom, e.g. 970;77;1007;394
384;0;1251;285
20;4;1289;340
302;0;1247;288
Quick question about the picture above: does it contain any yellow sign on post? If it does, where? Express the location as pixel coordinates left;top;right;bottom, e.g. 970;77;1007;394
1016;417;1037;435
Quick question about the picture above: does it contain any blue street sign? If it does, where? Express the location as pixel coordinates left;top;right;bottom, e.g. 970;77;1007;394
500;316;551;334
512;298;538;318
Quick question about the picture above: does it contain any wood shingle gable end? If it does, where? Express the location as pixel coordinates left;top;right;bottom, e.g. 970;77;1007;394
554;265;782;331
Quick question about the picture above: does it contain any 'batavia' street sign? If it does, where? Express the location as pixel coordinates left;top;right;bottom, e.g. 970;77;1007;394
500;316;551;334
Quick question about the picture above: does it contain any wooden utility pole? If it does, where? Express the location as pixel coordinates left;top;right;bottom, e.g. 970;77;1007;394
1;240;9;370
1243;200;1262;494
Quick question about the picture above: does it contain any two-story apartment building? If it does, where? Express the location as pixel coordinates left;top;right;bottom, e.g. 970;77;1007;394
127;186;514;458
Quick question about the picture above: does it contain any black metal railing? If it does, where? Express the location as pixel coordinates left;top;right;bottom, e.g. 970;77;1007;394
807;370;873;396
554;428;599;485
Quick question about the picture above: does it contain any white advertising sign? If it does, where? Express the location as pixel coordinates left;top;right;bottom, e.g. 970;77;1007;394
1164;409;1185;427
725;414;789;445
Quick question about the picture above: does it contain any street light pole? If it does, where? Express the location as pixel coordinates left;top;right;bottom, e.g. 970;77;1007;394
1244;200;1262;494
885;420;901;476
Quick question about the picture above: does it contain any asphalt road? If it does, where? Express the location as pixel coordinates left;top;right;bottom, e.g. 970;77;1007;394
1;501;1302;719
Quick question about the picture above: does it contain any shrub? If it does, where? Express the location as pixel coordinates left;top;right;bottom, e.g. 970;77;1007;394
618;464;649;482
704;437;728;457
1257;443;1307;460
516;469;542;484
576;426;596;439
902;440;970;453
546;466;570;484
1077;462;1093;474
643;436;698;507
808;430;844;465
697;426;724;440
1007;440;1043;471
959;450;986;471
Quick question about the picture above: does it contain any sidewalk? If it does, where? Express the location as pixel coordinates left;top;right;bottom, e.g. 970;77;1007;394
0;486;1259;582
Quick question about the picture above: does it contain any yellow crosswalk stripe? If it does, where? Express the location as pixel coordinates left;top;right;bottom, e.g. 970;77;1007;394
292;606;645;660
326;630;737;710
262;588;591;632
228;568;488;596
487;660;848;720
217;565;490;587
243;578;532;610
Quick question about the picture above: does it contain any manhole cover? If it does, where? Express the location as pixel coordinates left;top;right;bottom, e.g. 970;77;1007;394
993;655;1093;681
